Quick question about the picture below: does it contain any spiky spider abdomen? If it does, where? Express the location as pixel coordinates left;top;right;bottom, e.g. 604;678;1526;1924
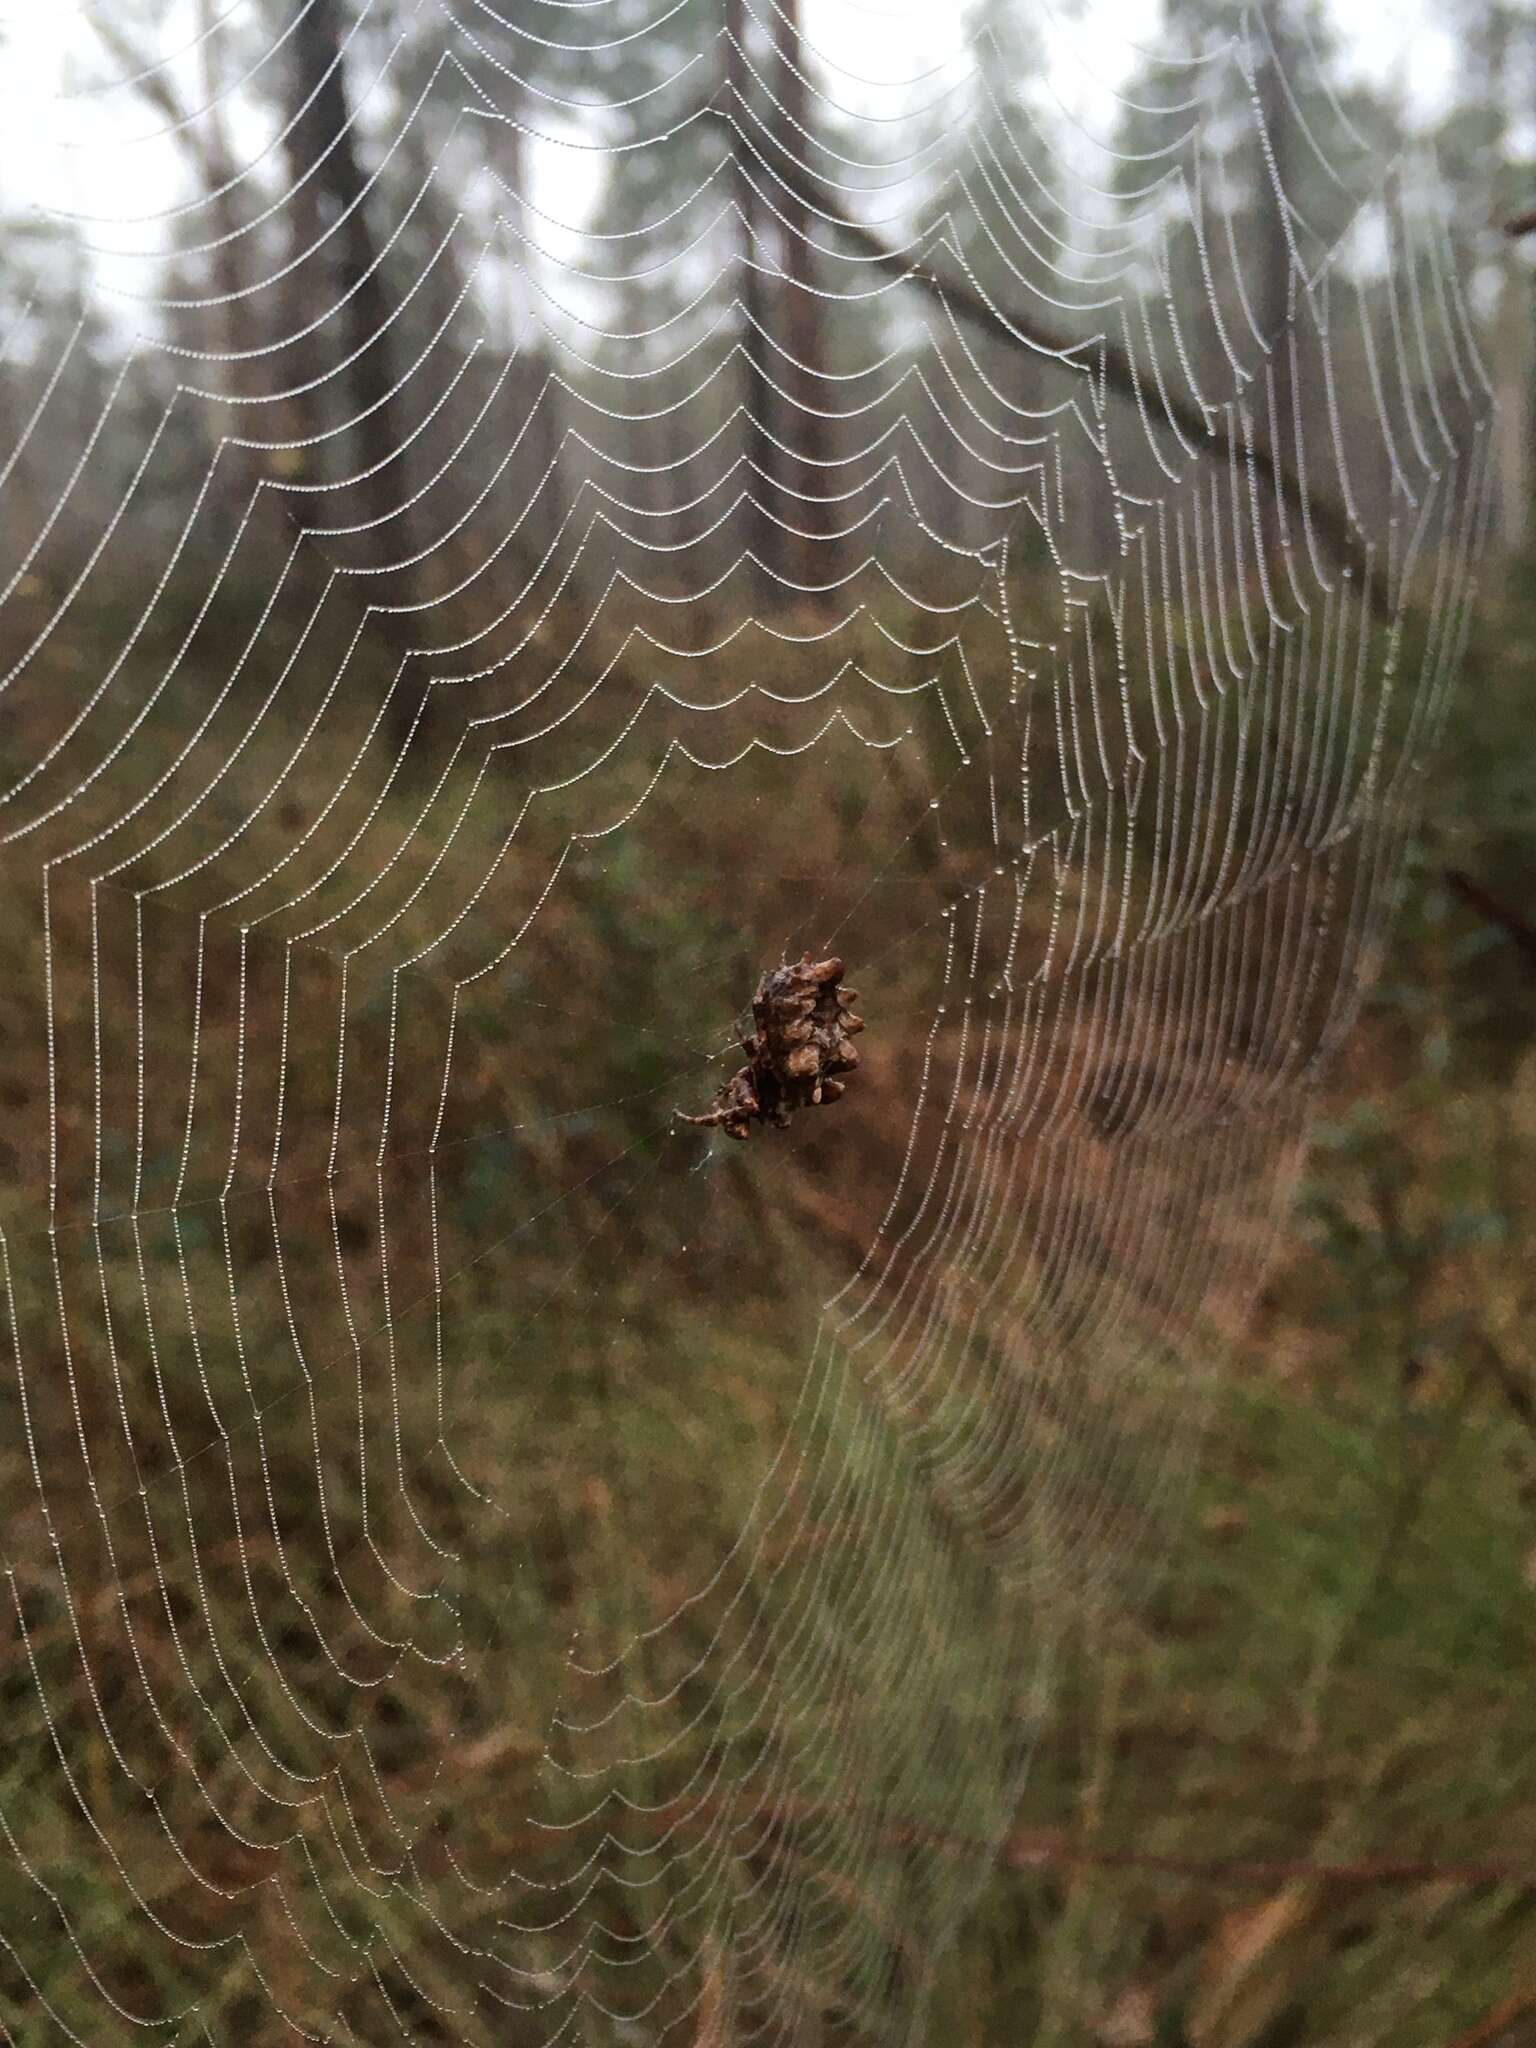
677;954;865;1141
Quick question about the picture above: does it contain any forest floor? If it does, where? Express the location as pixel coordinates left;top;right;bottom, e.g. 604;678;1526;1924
2;594;1535;2046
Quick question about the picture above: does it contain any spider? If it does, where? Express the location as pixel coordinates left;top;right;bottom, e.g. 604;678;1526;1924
677;953;865;1140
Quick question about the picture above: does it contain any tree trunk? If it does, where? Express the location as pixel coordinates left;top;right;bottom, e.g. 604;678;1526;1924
724;0;778;603
1481;2;1533;559
284;0;435;756
1253;15;1297;592
768;0;838;609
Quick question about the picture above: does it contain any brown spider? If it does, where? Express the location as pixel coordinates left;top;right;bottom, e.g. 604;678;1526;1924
677;953;865;1140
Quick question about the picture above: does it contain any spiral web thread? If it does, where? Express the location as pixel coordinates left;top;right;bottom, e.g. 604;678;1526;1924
0;0;1492;2040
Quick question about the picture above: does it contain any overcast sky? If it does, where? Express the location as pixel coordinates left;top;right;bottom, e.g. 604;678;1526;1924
0;0;1460;310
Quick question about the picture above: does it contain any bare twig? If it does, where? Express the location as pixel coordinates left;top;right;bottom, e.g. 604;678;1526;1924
1445;868;1536;972
455;1778;1536;1895
708;102;1378;600
1000;1831;1534;1893
1464;1327;1536;1453
1442;1991;1536;2048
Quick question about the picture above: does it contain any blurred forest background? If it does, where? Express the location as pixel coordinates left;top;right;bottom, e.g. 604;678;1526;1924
1;0;1536;2042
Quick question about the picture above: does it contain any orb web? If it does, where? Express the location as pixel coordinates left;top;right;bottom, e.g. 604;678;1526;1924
0;0;1492;2040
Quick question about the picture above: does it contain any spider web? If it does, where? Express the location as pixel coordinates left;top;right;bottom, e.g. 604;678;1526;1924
0;0;1492;2040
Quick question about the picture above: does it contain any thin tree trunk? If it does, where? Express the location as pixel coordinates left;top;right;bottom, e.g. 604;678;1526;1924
1254;18;1297;587
491;91;570;574
287;0;412;545
1483;3;1533;557
768;0;837;609
724;0;777;602
284;0;435;755
89;6;273;525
